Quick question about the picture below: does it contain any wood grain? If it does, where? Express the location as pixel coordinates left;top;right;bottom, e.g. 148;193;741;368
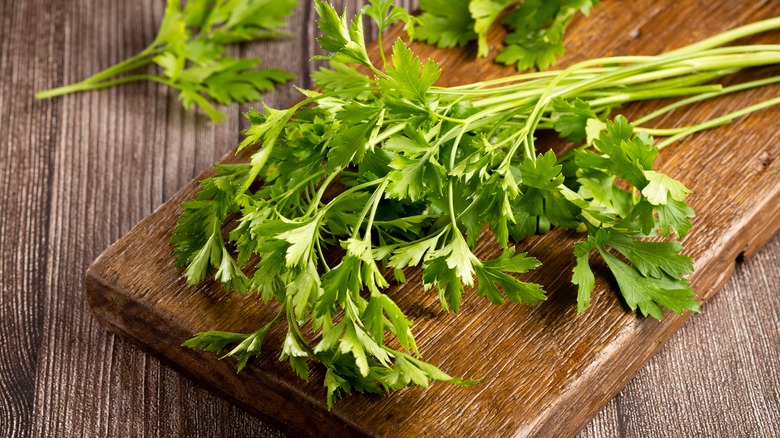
84;0;780;436
1;0;778;437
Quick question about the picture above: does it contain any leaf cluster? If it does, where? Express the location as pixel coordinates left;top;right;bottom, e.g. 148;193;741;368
37;0;298;122
174;2;780;406
413;0;600;70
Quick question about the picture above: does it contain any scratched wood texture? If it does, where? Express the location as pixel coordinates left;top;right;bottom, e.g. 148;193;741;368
2;0;779;437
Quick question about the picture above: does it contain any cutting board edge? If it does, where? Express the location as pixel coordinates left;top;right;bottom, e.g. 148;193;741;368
84;267;376;438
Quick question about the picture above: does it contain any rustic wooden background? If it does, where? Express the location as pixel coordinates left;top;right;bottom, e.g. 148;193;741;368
1;0;778;436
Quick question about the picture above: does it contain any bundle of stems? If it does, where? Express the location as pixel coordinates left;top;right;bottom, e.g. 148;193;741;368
175;3;780;407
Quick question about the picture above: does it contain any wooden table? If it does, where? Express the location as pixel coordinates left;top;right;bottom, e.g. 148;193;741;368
2;1;778;436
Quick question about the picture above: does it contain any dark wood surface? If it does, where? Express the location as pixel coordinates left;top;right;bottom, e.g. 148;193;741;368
2;0;779;437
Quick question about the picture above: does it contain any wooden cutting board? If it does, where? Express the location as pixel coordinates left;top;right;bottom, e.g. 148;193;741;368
86;1;780;436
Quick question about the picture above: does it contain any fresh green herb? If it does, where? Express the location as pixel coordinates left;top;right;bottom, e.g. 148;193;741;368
174;2;780;405
35;0;297;122
413;0;600;70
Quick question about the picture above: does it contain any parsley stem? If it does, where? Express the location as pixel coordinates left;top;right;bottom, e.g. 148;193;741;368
655;95;780;149
274;170;327;205
441;67;623;91
588;85;723;107
284;302;317;357
304;170;341;216
36;48;162;99
369;122;407;146
362;179;390;242
315;238;331;272
665;16;780;57
633;75;780;125
81;47;161;82
35;74;171;99
319;178;385;218
377;27;388;68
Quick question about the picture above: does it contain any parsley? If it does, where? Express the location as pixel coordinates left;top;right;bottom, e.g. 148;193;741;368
174;3;780;405
413;0;601;70
36;0;297;122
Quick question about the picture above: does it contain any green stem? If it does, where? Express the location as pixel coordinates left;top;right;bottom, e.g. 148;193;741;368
368;122;407;147
362;179;390;242
633;76;780;125
35;47;163;99
664;17;780;57
36;74;172;99
377;27;388;68
655;95;780;149
587;85;723;107
304;170;341;216
320;178;385;215
284;301;318;357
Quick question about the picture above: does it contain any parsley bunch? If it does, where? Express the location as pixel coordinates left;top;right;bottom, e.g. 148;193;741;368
413;0;601;70
36;0;298;122
175;2;780;406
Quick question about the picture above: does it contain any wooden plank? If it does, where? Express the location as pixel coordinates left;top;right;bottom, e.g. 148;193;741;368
85;0;780;436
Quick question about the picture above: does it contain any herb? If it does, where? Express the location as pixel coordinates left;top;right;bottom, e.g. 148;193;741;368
35;0;298;122
174;2;780;405
413;0;601;70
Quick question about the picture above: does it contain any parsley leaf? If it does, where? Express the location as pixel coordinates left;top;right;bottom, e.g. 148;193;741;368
37;0;297;122
414;0;477;49
175;5;780;406
412;0;601;71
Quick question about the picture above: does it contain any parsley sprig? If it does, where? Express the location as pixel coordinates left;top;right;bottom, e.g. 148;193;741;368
36;0;298;122
174;3;780;405
413;0;601;70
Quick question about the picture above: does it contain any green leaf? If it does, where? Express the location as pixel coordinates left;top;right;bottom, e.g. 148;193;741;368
317;257;361;317
577;173;633;219
475;248;546;305
312;62;374;100
572;239;596;313
199;59;294;105
182;331;249;354
642;170;691;205
443;234;481;287
552;98;601;143
413;0;477;49
378;39;441;104
386;153;447;201
214;246;249;293
221;0;298;36
183;312;280;372
277;218;320;267
656;198;695;238
598;247;699;320
325;368;351;409
326;105;383;170
518;151;564;190
497;0;600;70
239;105;294;151
607;234;694;280
287;262;322;321
470;0;513;57
592;116;655;188
388;233;443;269
364;0;411;32
423;255;465;313
314;0;371;67
339;323;370;377
377;294;417;354
38;0;297;122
